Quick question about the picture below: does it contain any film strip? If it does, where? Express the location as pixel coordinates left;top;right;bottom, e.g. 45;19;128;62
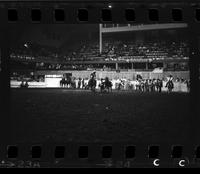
0;144;200;167
1;3;200;23
0;0;200;168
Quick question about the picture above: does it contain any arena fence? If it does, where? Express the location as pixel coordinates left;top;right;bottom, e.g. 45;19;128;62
35;70;189;80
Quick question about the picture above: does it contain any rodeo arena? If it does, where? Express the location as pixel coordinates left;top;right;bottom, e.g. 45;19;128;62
8;24;192;143
10;24;190;93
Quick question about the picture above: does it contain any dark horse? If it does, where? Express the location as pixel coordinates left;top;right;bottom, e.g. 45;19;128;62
104;77;113;92
99;77;113;93
60;77;72;88
88;77;97;92
165;80;174;93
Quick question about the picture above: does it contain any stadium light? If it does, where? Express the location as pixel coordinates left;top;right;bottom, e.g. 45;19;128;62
24;43;29;48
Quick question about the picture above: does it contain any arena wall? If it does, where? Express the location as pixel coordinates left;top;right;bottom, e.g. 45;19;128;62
11;81;47;88
35;70;190;80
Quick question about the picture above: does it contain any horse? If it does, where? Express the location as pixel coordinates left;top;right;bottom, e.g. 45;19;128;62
88;77;97;92
60;77;72;88
70;78;76;89
165;80;174;93
99;80;105;92
104;77;113;92
60;78;66;88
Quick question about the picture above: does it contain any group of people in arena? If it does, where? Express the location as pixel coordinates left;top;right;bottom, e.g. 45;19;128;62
130;78;164;93
115;76;190;93
73;72;189;93
17;70;190;93
58;70;190;93
77;78;86;89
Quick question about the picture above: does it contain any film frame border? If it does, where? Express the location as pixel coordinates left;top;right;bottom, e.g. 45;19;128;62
0;1;200;168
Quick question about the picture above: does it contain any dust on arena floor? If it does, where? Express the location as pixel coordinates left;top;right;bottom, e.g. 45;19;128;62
10;88;191;144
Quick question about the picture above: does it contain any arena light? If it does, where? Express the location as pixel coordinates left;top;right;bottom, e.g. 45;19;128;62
24;43;29;48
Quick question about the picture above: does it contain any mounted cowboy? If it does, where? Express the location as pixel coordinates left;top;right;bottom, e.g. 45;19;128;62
165;75;174;93
90;71;96;79
104;77;113;92
99;77;113;93
88;71;97;92
99;78;105;92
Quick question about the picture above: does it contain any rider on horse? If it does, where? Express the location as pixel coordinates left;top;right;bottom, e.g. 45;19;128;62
99;77;113;93
88;71;97;92
165;75;174;93
90;71;96;79
99;78;105;92
104;77;113;92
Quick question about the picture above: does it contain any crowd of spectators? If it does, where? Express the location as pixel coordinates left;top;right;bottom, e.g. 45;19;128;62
11;39;189;62
10;38;189;72
35;62;96;71
68;39;189;62
11;72;45;82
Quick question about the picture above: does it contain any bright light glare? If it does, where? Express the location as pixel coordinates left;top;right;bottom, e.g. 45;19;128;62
24;43;28;48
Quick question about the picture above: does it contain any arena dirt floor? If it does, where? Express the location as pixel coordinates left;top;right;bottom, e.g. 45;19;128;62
10;89;192;144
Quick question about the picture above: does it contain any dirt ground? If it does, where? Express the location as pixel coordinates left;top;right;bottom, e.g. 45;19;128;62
9;89;191;144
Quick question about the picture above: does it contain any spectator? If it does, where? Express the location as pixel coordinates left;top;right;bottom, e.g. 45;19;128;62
78;78;81;89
